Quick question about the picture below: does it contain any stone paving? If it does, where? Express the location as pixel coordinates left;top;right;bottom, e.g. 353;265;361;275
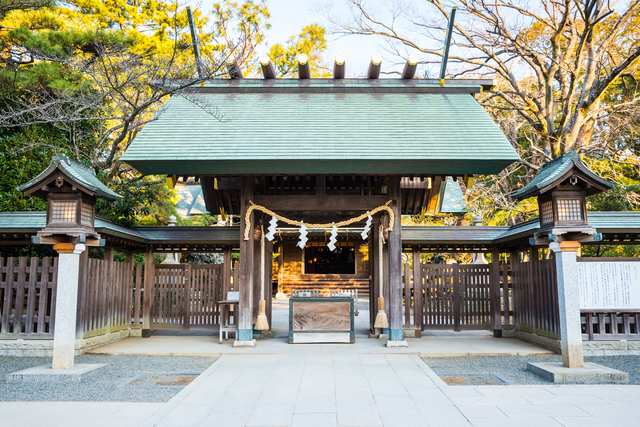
142;353;640;427
3;299;640;426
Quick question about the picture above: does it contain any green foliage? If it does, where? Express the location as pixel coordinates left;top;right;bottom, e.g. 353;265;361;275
0;125;67;212
269;24;327;77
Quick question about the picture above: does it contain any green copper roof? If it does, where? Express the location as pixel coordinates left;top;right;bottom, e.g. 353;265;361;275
121;80;520;176
511;151;614;201
17;154;121;201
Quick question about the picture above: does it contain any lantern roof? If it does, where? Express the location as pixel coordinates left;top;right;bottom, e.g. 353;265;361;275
17;154;122;201
510;151;615;202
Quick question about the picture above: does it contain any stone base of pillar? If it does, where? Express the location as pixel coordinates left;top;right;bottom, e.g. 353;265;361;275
142;329;151;338
6;364;107;383
493;329;503;338
385;340;408;348
275;293;287;299
528;362;628;384
233;339;257;348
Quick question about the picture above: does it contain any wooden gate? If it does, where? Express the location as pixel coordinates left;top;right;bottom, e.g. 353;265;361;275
152;264;223;330
416;264;492;331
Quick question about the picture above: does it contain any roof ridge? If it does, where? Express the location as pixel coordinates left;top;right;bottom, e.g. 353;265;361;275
53;153;96;176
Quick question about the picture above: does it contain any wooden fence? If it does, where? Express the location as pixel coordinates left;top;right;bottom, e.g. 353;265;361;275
401;262;494;332
152;264;224;330
0;256;58;338
511;253;560;339
79;256;133;338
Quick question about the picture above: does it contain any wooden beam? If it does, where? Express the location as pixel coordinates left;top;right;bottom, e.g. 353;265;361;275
316;176;326;197
388;176;404;340
298;54;310;79
333;55;345;79
227;60;244;79
238;176;255;341
260;55;276;79
252;195;388;212
427;176;443;214
401;55;418;79
367;54;381;79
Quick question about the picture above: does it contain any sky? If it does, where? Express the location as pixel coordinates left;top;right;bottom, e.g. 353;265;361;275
259;0;440;78
264;0;383;77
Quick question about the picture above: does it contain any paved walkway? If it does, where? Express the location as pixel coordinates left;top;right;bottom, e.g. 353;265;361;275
0;402;163;427
5;300;640;426
4;354;640;426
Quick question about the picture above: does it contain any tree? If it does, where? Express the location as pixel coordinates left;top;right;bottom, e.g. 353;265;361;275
1;1;327;225
324;0;640;223
269;24;328;77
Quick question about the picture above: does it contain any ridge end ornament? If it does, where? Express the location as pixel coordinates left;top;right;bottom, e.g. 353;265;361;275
297;221;308;249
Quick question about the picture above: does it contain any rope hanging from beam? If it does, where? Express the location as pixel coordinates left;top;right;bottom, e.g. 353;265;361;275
243;200;395;240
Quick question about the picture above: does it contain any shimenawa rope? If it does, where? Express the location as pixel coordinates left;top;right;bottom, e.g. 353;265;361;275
243;201;394;240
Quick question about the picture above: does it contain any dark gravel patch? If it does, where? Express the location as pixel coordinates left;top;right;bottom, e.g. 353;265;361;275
422;354;640;385
0;354;217;402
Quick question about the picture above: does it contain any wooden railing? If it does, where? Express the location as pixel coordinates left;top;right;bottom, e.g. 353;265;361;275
0;256;58;338
582;310;640;341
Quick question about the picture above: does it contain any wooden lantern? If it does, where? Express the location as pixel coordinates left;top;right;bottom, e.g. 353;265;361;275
17;154;122;246
511;152;614;244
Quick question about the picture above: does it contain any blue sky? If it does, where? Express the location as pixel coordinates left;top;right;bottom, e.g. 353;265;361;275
264;0;383;77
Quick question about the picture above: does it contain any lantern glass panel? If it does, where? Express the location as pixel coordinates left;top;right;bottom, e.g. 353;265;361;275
51;200;77;223
81;202;93;226
540;201;553;224
557;198;582;221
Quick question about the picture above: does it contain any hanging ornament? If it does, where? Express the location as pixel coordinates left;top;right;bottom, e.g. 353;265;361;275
265;215;278;241
328;224;338;251
361;215;372;240
297;220;308;249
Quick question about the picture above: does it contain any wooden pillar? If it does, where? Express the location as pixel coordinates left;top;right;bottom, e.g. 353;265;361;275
142;247;153;337
75;249;89;340
237;176;255;344
222;246;231;297
412;247;423;336
265;236;273;332
387;176;405;343
104;246;115;330
125;251;135;329
370;217;380;332
510;251;519;329
276;243;285;298
490;249;502;337
184;263;192;331
252;229;261;326
382;216;390;318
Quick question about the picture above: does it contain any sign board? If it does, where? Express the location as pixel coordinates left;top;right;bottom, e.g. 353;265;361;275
578;262;640;309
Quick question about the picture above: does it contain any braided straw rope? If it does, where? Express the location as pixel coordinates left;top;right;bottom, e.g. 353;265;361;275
243;200;394;240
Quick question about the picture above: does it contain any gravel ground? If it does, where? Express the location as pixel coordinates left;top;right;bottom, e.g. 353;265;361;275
0;354;217;402
422;354;640;385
